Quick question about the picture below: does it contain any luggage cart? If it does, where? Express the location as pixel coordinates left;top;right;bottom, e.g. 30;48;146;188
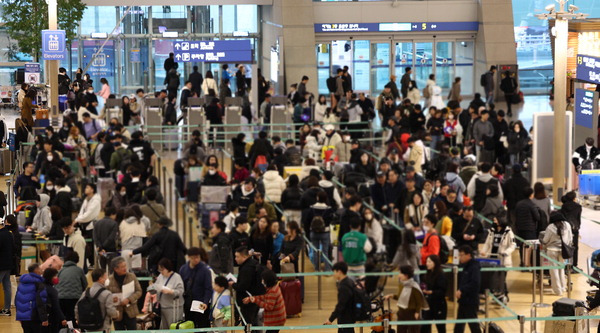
578;171;600;210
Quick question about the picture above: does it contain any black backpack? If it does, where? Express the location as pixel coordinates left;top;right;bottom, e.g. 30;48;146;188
77;287;106;331
310;216;326;233
118;148;137;173
352;280;371;321
425;234;450;264
326;76;337;93
536;208;549;233
473;178;497;212
480;73;487;87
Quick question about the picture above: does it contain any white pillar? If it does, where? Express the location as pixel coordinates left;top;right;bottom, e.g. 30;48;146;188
47;0;59;122
553;18;568;200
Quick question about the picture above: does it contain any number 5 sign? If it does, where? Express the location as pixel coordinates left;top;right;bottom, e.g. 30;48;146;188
42;30;66;60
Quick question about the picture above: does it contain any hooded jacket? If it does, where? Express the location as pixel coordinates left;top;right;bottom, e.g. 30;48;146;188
209;232;233;274
481;226;517;267
263;170;286;203
64;229;86;269
56;260;88;299
32;194;52;235
75;193;101;225
15;273;47;321
541;213;573;251
52;186;73;218
119;216;146;250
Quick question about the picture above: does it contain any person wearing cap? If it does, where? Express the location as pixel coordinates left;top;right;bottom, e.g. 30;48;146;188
322;124;342;161
349;139;362;165
229;178;257;217
133;217;187;273
375;84;394;117
184;130;206;161
370;171;389;213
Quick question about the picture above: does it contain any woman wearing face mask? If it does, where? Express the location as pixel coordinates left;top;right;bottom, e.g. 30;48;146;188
84;86;99;115
420;255;447;333
362;208;383;253
443;110;462;147
42;179;57;202
106;183;128;211
40;267;67;333
420;215;441;265
205;155;228;181
202;163;226;186
507;120;529;166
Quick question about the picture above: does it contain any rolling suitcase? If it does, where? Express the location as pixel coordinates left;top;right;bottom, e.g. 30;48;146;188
383;223;401;263
478;260;506;296
0;149;11;174
170;320;194;330
280;279;302;317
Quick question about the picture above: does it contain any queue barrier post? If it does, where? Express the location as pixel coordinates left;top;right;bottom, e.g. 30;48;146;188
181;200;186;242
161;165;167;206
452;265;459;319
484;289;490;333
531;243;537;305
567;262;572;299
519;315;525;333
317;249;322;310
530;305;537;333
168;178;175;223
188;211;194;247
245;324;252;333
539;249;544;305
383;318;390;333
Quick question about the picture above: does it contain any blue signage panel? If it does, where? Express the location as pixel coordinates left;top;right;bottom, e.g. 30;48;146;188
130;48;141;63
41;30;66;60
173;40;253;63
577;54;600;84
575;88;598;129
24;63;40;73
314;21;479;33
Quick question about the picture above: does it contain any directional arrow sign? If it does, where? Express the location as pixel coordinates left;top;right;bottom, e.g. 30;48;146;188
175;43;181;50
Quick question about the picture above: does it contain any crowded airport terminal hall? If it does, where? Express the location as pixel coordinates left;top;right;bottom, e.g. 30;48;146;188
4;0;600;332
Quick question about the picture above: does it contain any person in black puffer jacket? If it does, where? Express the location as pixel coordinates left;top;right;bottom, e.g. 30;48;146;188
281;175;303;228
132;217;187;273
560;191;582;269
249;131;274;169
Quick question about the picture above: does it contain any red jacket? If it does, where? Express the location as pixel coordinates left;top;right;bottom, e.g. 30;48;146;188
421;232;441;265
253;284;286;326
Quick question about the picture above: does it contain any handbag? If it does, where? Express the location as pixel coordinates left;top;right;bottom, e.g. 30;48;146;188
153;273;175;317
559;226;575;259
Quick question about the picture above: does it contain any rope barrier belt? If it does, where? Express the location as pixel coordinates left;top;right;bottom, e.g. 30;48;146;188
8;87;600;333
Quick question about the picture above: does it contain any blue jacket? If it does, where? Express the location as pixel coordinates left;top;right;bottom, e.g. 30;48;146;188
178;261;213;305
15;273;47;321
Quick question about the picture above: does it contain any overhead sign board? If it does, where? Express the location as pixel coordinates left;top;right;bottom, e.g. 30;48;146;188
577;54;600;84
41;30;66;60
314;21;479;33
575;88;598;128
173;40;253;63
24;62;40;84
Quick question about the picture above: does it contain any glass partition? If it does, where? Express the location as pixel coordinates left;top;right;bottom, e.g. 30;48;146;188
414;42;433;91
455;40;474;96
435;41;454;95
370;42;390;95
316;44;331;96
353;40;370;92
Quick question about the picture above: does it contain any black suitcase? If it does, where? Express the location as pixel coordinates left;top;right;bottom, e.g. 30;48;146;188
552;297;585;316
478;261;506;295
187;181;200;202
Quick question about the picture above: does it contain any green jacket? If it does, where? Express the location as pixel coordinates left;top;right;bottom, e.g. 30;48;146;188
247;202;277;222
341;230;368;266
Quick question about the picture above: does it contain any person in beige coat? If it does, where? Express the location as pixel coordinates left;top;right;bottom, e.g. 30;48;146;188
404;137;424;174
105;257;143;329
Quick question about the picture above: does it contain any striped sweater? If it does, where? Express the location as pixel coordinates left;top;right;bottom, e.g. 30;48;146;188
252;284;286;326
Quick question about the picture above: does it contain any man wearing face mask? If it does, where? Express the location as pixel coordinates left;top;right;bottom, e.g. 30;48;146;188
228;178;257;217
51;178;73;218
35;140;64;176
84;86;99;115
75;269;118;332
203;163;227;186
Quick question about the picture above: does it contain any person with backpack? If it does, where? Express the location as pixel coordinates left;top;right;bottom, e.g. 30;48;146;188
75;268;117;331
384;265;428;333
341;217;372;280
540;211;573;296
481;65;497;105
572;137;600;172
106;257;143;330
109;134;136;175
232;246;265;326
499;70;518;117
324;262;355;333
467;162;503;212
56;252;88;325
421;215;442;265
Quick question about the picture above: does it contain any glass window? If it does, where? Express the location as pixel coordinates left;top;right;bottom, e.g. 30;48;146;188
151;5;187;19
316;44;330;96
370;42;390;95
455;41;474;96
80;7;117;35
435;41;454;95
81;39;116;92
353;40;370;92
414;42;433;91
394;42;413;83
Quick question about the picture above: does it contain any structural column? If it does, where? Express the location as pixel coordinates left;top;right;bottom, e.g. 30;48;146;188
47;0;59;122
553;18;568;200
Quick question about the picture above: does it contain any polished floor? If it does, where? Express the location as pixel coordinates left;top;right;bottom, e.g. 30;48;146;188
2;94;599;332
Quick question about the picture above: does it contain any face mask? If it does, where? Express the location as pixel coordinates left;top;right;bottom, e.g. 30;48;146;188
208;170;216;175
104;279;110;287
344;136;351;141
120;191;127;196
46;185;54;191
47;155;53;161
364;214;372;221
132;177;140;182
231;185;238;191
422;225;430;232
448;115;454;120
87;90;94;94
52;277;59;285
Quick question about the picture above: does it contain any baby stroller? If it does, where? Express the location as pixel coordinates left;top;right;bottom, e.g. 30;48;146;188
370;294;395;333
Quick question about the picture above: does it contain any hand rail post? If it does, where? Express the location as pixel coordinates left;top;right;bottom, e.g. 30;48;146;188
317;249;322;310
453;265;459;319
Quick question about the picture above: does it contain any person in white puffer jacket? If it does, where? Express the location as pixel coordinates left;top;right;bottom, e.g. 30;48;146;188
262;165;286;204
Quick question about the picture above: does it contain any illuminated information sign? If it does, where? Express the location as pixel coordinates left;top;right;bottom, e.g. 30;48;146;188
314;22;479;33
577;54;600;85
173;40;252;63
